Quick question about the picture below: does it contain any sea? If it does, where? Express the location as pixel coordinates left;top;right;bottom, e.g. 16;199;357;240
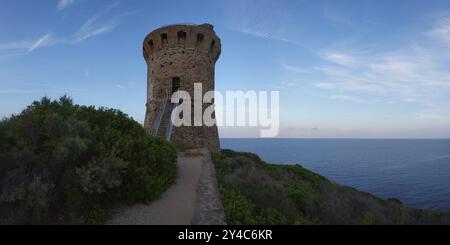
220;138;450;212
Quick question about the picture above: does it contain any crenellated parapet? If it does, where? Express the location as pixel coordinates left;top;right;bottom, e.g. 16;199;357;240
143;23;221;64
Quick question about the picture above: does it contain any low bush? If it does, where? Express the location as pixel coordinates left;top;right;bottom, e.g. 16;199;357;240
213;149;450;225
0;96;177;224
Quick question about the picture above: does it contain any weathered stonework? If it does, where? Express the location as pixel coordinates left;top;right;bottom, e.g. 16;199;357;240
143;23;221;152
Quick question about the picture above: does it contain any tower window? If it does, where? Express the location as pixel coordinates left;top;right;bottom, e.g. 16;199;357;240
171;77;181;94
148;39;154;50
161;33;168;45
197;33;204;43
210;39;215;51
177;31;187;41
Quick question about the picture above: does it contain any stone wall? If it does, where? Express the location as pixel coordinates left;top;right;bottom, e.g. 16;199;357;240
191;148;226;225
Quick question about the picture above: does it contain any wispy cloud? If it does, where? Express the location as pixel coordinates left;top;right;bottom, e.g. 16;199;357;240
314;17;450;105
27;33;52;53
0;83;85;94
427;17;450;44
329;94;363;103
219;0;300;45
74;2;122;42
0;89;34;94
323;7;353;25
75;16;118;42
0;32;54;54
237;27;300;45
0;41;34;51
321;51;358;67
313;82;337;90
317;48;450;102
0;2;132;56
279;62;310;73
417;110;450;124
115;82;136;90
57;0;76;11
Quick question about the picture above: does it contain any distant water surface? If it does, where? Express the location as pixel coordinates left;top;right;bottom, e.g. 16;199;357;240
220;138;450;212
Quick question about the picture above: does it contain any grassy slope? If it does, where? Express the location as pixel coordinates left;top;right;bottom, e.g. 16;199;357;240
213;149;450;225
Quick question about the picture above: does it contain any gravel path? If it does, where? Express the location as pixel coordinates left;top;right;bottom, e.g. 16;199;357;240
106;148;226;225
106;150;203;225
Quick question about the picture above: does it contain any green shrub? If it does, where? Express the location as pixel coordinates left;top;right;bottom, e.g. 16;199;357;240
212;153;230;184
76;156;128;194
276;165;327;184
257;208;288;225
27;176;55;224
220;188;259;225
0;96;177;224
358;211;375;225
283;181;320;215
214;150;450;225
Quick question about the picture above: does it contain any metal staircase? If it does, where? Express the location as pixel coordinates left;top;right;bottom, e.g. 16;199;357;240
165;92;180;141
151;90;180;142
150;91;169;136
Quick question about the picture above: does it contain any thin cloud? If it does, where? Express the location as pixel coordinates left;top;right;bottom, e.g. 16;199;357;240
316;16;450;106
27;33;52;53
0;2;134;56
417;111;450;124
0;89;34;94
115;82;136;90
321;51;358;67
318;47;450;102
237;27;300;45
0;34;70;55
313;82;337;89
0;81;86;95
0;87;82;94
427;17;450;44
280;62;310;73
329;94;363;103
0;33;53;54
219;0;300;45
323;7;353;25
0;41;33;51
75;17;118;42
74;2;123;42
57;0;76;11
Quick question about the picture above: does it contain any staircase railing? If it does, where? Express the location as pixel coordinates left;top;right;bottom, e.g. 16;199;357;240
151;90;169;136
166;92;179;141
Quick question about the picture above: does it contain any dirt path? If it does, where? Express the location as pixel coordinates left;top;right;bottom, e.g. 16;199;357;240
106;150;203;225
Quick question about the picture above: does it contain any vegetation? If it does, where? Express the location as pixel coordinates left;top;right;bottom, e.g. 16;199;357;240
0;96;177;224
214;149;450;225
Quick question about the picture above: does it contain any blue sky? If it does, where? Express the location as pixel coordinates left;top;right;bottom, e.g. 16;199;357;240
1;0;450;138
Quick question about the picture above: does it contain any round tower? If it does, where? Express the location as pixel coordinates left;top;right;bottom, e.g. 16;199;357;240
143;23;221;152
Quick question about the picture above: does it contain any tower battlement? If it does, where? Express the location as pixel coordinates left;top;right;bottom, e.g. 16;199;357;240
143;24;221;64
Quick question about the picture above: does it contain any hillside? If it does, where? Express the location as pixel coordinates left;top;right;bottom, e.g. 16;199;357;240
214;150;450;225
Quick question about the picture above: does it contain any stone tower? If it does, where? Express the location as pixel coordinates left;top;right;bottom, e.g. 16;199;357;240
143;23;221;152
